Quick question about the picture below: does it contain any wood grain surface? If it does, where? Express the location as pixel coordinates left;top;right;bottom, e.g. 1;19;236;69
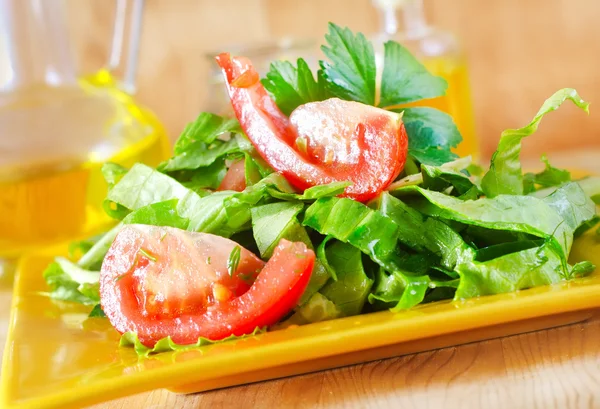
89;313;600;409
69;0;600;160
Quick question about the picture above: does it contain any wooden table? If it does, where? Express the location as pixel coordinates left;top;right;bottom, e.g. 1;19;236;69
83;312;600;409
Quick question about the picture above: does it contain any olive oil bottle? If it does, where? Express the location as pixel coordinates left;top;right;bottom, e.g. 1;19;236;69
0;0;170;263
371;0;478;158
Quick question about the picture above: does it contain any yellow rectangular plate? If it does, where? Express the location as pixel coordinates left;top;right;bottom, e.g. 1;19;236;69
2;231;600;409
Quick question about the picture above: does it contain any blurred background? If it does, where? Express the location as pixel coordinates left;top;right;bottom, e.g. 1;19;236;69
69;0;600;160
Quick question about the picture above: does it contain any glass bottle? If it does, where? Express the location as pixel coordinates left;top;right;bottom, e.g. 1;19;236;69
0;0;170;266
371;0;478;158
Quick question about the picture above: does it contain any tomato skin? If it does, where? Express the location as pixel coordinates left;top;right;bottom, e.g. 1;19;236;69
217;159;246;192
215;53;408;203
290;99;408;203
215;53;333;192
100;225;314;347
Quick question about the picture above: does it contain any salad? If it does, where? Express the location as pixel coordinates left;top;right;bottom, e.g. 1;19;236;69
44;23;599;355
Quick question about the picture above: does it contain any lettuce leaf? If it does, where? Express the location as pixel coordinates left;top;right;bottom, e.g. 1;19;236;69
175;113;242;150
421;163;480;196
318;240;373;316
303;197;431;309
392;184;594;260
367;270;431;311
159;134;251;173
276;293;343;326
122;199;190;229
43;258;100;306
158;113;242;172
268;180;351;201
101;162;128;189
374;192;474;269
523;155;571;193
105;163;203;219
251;201;308;258
455;243;566;299
105;163;253;237
180;159;227;191
387;156;472;191
304;197;400;266
482;88;589;197
540;182;595;233
299;261;331;307
250;201;330;305
245;152;273;181
120;327;264;357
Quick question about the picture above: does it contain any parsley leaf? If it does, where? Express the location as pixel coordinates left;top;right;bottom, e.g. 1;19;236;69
408;148;458;167
379;41;448;108
227;245;242;277
262;59;330;116
260;24;462;167
395;107;461;165
320;23;376;105
89;304;106;318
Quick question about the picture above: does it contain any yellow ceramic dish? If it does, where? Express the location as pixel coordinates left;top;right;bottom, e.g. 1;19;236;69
2;230;600;409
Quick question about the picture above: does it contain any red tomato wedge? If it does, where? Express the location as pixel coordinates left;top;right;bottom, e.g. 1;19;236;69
100;225;314;347
217;158;246;192
215;53;408;202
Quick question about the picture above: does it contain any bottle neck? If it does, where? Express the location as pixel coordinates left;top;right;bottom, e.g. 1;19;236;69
375;0;429;39
0;0;76;91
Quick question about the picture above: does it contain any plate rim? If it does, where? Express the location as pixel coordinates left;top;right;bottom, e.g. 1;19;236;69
3;246;600;409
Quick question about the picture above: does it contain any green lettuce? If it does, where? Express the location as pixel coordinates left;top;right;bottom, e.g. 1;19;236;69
523;155;571;193
482;88;589;197
158;113;243;172
278;293;343;326
455;243;566;299
303;197;432;309
318;240;373;316
392;184;594;260
120;328;264;357
43;258;100;306
250;201;330;304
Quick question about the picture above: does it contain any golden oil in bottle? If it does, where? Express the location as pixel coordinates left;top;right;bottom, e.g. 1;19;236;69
0;71;170;258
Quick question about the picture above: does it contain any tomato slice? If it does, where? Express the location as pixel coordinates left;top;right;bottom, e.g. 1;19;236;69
217;158;246;192
100;225;314;347
215;54;332;192
215;53;408;202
